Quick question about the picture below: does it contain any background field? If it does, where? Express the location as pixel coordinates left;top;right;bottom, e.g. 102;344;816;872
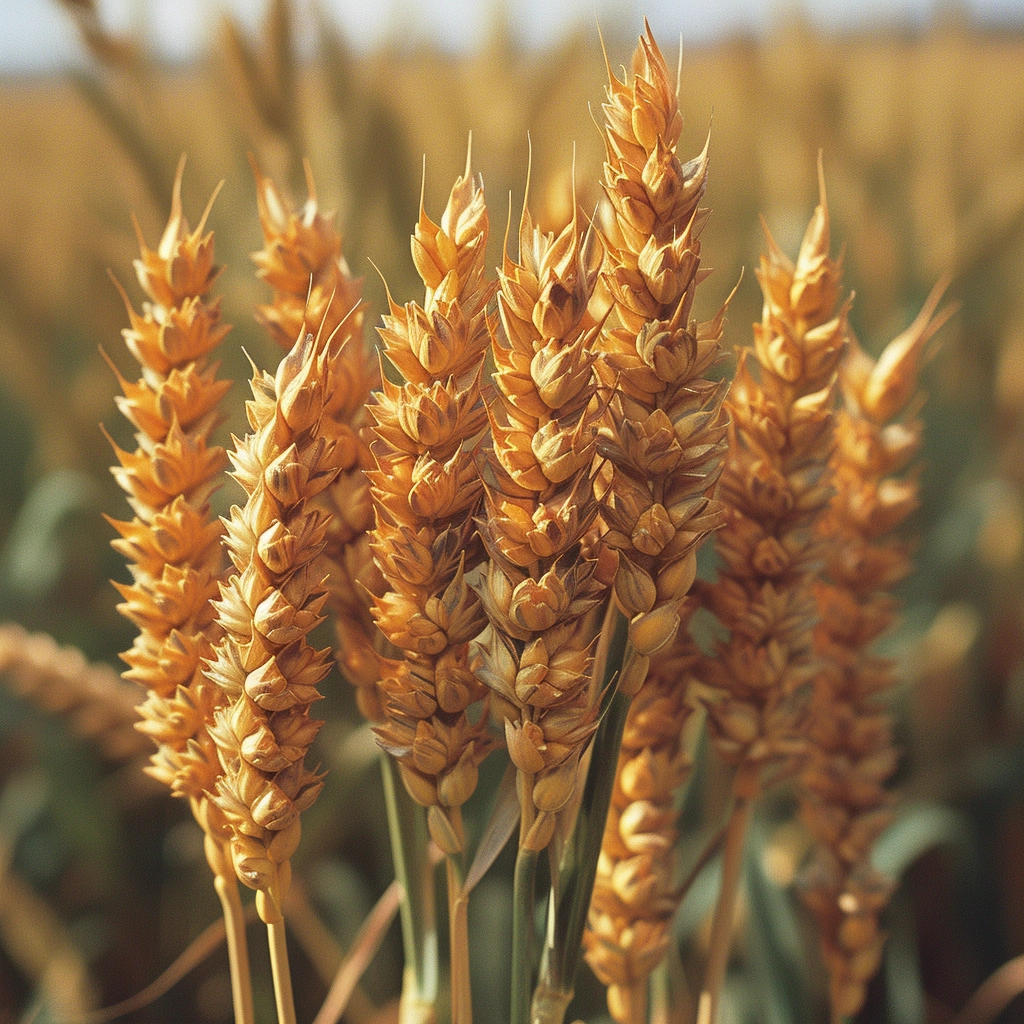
1;2;1023;1022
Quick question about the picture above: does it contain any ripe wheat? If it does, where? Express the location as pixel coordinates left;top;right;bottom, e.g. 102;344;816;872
85;20;955;1024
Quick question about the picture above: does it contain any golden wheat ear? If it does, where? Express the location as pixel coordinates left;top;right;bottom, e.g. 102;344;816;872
249;159;387;723
691;160;850;1024
0;623;150;763
368;162;495;1024
106;159;254;1024
580;22;730;1024
799;277;955;1024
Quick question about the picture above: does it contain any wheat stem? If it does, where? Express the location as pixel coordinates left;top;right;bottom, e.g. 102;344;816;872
697;766;758;1024
512;840;538;1024
445;833;472;1024
214;872;255;1024
537;605;629;1020
268;920;297;1024
381;755;439;1015
222;899;254;1014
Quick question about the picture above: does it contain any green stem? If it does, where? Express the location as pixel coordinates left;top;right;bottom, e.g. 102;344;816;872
536;609;630;1020
381;756;438;1015
512;844;538;1024
446;807;472;1024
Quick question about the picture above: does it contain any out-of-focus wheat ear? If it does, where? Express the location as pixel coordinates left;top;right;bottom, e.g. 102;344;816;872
105;159;253;1024
799;277;955;1023
249;159;388;725
0;623;151;764
694;157;848;1024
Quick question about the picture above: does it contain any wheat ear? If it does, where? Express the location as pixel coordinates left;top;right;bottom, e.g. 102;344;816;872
0;623;151;763
368;157;495;1024
205;326;336;1024
694;158;848;1024
471;166;610;1024
800;278;955;1022
105;159;253;1024
105;158;253;1024
579;24;730;1023
251;159;387;722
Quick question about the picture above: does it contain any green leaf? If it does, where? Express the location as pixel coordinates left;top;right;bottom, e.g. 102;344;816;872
871;801;974;879
464;761;518;896
1;469;98;601
743;814;812;1024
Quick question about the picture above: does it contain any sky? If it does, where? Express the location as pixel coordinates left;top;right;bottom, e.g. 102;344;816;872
3;0;1024;73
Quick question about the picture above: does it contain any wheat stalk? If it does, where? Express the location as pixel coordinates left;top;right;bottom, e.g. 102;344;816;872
576;24;731;1024
799;278;955;1022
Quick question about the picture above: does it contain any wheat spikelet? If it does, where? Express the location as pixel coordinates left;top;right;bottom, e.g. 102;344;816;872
0;623;151;762
204;327;336;924
582;25;729;1019
105;157;235;849
799;280;954;1023
251;161;386;722
367;162;495;856
474;186;608;855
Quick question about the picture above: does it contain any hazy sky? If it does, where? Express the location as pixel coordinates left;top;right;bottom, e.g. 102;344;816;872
4;0;1023;73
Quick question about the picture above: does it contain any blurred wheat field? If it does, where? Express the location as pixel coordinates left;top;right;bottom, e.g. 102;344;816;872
1;3;1024;1023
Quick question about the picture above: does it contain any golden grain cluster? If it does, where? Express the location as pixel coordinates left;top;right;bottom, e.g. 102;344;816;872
0;15;956;1024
